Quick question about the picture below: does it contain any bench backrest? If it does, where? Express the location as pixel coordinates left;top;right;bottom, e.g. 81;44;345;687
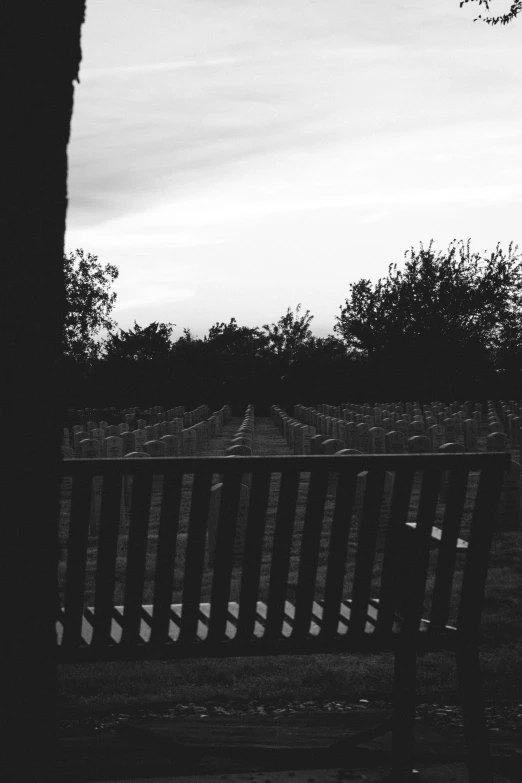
58;453;510;661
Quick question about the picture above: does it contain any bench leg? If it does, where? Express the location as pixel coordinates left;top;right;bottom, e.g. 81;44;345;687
456;644;493;783
388;642;418;782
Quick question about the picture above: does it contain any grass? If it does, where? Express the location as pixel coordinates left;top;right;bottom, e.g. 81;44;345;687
58;417;522;712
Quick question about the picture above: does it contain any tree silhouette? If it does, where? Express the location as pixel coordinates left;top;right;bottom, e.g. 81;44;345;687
64;248;119;363
461;0;522;25
335;240;522;399
1;2;86;780
104;320;174;361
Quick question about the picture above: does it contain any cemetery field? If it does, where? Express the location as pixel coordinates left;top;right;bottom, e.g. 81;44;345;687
58;417;522;711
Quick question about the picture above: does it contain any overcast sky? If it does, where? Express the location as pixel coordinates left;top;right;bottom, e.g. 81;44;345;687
65;0;522;339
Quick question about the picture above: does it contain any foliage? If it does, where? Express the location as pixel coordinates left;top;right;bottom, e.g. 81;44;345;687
65;239;522;408
104;321;174;362
461;0;522;25
63;248;118;363
262;304;314;361
334;240;522;399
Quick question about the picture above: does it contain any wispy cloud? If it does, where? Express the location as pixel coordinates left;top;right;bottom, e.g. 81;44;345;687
81;57;239;80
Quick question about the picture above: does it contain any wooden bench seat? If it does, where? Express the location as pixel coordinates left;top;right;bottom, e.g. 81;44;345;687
405;522;468;550
59;452;510;782
56;598;458;660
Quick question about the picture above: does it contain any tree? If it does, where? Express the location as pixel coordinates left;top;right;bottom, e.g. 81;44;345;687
335;240;522;399
1;2;86;780
103;320;174;361
63;248;119;363
461;0;522;25
262;304;314;362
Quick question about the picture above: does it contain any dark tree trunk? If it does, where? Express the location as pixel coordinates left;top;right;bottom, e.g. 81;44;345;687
0;3;85;779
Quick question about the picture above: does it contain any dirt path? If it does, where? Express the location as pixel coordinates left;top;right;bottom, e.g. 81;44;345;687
202;416;293;456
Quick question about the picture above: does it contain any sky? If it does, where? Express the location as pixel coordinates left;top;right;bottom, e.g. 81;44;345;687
65;0;522;340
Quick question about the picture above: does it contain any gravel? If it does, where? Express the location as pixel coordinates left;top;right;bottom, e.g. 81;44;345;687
59;698;522;738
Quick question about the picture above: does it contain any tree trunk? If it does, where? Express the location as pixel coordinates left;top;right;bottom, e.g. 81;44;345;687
0;3;85;779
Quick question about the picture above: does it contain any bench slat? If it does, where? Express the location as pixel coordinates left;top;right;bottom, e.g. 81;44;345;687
62;473;91;648
350;469;386;637
402;469;441;635
122;472;154;644
430;467;469;633
208;472;243;643
377;468;415;635
236;469;271;641
92;471;124;647
150;469;183;645
265;469;301;641
293;469;329;639
179;470;213;642
320;470;358;638
459;463;506;642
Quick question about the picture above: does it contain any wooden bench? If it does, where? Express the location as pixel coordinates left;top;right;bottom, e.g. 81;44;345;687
58;452;510;782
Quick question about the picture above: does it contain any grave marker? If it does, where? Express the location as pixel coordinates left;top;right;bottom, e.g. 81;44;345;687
144;440;167;457
407;435;431;453
161;434;180;456
104;435;123;458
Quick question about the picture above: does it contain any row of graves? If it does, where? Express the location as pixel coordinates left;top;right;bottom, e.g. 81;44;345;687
61;403;233;535
485;399;522;448
208;405;256;567
62;404;232;460
285;401;517;456
270;402;521;535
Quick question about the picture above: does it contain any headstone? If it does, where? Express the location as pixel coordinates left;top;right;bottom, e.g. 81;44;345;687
463;419;479;452
121;431;136;455
321;438;345;455
182;428;197;456
355;423;370;453
79;438;101;459
133;428;147;452
161;434;180;457
73;430;89;455
369;426;386;454
300;425;316;454
407;435;431;453
486;432;508;452
429;424;446;452
104;435;123;458
311;434;328;453
154;422;167;439
385;430;406;454
382;417;394;432
144;439;167;457
225;444;251;456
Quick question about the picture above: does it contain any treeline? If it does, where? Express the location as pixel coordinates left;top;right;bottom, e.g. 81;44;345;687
63;240;522;413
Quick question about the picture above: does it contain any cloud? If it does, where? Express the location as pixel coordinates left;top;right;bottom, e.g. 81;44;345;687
80;57;240;80
68;0;522;240
115;286;195;312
